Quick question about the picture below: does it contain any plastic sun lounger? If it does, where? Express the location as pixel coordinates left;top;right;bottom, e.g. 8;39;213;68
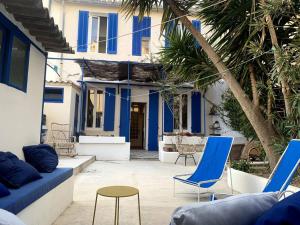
173;136;234;202
263;139;300;194
210;139;300;201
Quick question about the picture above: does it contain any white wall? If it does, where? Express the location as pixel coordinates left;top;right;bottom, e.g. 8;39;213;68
44;84;80;138
205;80;245;138
0;46;46;159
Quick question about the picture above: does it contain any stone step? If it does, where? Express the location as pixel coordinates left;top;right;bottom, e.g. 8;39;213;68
58;155;96;175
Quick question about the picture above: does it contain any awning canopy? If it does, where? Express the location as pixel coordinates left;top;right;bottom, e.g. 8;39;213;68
77;60;163;82
1;0;74;53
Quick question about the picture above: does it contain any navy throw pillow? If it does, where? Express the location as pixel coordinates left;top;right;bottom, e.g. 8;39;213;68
255;191;300;225
0;183;10;198
23;144;58;173
0;152;41;189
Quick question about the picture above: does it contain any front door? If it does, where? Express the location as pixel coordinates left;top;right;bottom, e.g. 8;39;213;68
130;103;145;149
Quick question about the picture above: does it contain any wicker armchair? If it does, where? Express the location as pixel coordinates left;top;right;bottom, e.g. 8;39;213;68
174;135;197;166
50;123;77;157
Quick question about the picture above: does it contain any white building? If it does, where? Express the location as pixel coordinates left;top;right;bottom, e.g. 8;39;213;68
0;1;74;224
0;0;72;159
44;0;241;158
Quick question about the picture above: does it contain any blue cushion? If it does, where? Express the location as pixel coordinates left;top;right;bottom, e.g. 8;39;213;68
0;152;41;189
0;183;10;198
23;144;58;173
254;191;300;225
0;168;73;214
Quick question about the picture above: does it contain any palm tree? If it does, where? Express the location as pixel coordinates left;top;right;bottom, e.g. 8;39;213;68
121;0;279;169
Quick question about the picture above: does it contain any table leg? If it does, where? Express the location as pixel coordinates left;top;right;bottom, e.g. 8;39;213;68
114;197;117;225
92;194;98;225
138;193;141;225
117;197;120;225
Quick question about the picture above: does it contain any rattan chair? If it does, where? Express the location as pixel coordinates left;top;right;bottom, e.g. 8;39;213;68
50;123;77;157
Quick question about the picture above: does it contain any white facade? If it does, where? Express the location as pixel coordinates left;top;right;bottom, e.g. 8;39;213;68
0;5;46;159
44;0;244;154
46;0;205;82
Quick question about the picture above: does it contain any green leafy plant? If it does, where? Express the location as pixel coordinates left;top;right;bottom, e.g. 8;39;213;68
231;160;252;173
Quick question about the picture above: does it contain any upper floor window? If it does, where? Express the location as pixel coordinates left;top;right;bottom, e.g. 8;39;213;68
8;37;29;90
77;11;118;54
0;20;30;93
44;87;64;103
141;37;150;55
89;15;108;53
173;94;188;131
87;88;104;128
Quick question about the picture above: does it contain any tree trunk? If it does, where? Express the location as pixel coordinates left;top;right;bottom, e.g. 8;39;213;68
267;79;273;130
260;0;292;116
248;64;260;107
165;0;279;169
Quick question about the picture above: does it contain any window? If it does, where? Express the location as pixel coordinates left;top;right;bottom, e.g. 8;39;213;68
44;88;64;103
8;37;29;90
0;17;30;93
87;88;104;128
142;38;150;55
173;94;188;131
90;15;107;53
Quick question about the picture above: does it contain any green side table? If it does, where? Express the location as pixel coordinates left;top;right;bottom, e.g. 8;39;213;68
92;186;141;225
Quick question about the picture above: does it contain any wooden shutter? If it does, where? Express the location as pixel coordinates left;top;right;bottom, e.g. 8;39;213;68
107;13;118;54
148;90;159;151
191;92;201;133
77;11;89;52
104;88;116;131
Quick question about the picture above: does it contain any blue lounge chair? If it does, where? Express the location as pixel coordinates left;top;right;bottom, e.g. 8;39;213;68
173;136;234;201
209;139;300;201
263;139;300;193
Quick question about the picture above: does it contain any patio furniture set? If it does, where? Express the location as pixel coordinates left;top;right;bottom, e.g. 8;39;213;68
1;136;299;225
90;137;300;225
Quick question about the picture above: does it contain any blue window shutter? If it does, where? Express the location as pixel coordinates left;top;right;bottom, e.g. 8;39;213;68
164;97;174;133
192;20;201;47
165;21;174;48
107;13;118;54
148;90;159;151
191;92;201;133
142;17;151;38
77;11;89;52
81;83;87;131
192;20;201;31
104;88;116;131
120;89;131;142
132;16;142;56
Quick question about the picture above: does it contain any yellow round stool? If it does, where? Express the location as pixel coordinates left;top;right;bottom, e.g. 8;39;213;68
92;186;141;225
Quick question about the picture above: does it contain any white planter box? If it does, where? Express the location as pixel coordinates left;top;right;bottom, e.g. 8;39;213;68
227;168;300;194
77;136;130;161
79;136;125;144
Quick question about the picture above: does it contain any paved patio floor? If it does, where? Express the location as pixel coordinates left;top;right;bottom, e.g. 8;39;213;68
54;160;233;225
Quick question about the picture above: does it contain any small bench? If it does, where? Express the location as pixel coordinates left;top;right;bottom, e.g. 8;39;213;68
0;168;74;225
